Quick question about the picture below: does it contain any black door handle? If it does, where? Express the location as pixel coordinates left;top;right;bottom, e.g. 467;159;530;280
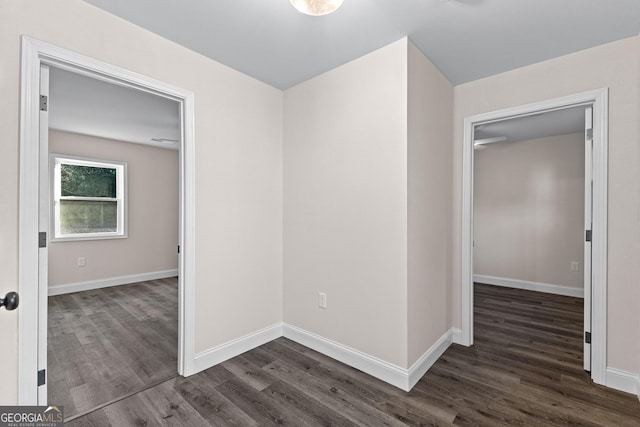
0;292;19;311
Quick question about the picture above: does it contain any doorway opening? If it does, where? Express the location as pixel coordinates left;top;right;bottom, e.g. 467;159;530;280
44;64;181;419
18;36;196;405
460;89;608;385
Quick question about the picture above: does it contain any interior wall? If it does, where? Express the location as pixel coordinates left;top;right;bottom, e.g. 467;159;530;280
452;36;640;374
1;0;283;403
48;130;179;288
407;42;453;366
283;39;409;368
474;133;585;290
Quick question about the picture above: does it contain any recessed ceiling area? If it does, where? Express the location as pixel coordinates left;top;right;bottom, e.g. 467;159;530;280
82;0;640;89
49;67;181;148
474;105;586;148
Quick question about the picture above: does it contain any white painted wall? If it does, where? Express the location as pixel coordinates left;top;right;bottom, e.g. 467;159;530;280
283;39;409;368
407;42;453;366
0;0;282;403
452;36;640;374
284;39;455;371
474;133;585;291
48;130;179;289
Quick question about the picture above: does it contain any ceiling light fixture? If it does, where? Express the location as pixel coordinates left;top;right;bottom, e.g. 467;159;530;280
473;136;507;146
151;138;180;143
473;136;507;150
290;0;344;16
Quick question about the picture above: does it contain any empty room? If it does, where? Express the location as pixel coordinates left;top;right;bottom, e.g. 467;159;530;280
1;0;639;425
45;67;181;420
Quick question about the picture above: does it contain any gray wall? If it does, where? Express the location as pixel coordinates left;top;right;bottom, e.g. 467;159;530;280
473;133;585;290
48;130;179;289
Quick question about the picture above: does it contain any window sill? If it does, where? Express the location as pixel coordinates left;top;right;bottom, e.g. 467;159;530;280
50;233;128;243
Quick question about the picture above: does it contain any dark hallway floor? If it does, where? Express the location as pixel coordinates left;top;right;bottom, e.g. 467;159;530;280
57;282;640;426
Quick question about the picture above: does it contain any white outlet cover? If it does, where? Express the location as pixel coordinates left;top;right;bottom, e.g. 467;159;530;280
318;292;327;309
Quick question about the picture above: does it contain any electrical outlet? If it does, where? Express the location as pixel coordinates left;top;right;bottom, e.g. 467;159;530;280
318;292;327;309
77;257;86;268
570;261;579;272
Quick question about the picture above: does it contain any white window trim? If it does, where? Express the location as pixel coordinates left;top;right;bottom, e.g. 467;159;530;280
50;153;128;242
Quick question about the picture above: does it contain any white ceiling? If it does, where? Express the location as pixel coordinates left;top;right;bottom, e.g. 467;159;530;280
49;66;585;147
49;67;181;148
54;1;636;144
474;105;586;146
83;0;640;89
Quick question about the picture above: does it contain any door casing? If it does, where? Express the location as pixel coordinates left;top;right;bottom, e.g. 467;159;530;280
18;36;197;404
460;88;608;385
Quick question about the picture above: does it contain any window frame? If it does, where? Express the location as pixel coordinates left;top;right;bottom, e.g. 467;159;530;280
50;153;128;242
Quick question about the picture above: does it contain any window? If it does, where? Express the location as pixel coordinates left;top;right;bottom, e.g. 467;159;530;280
52;155;127;241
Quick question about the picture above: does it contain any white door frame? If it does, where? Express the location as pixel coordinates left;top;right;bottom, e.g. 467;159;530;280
460;88;608;385
18;36;197;404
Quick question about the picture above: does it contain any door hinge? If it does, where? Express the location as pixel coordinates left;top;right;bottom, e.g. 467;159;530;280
39;95;48;111
585;230;592;242
177;245;180;254
586;128;593;140
585;332;591;344
37;369;46;386
38;232;47;248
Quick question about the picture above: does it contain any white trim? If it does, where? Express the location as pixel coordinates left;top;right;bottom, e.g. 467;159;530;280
192;323;454;392
179;88;197;377
589;89;609;386
50;153;128;242
19;33;42;406
461;88;609;386
583;106;593;371
407;329;454;390
19;36;197;403
283;323;454;392
193;323;283;374
461;115;474;347
451;327;463;345
474;275;584;298
178;87;197;377
284;323;410;390
605;368;639;395
48;270;178;296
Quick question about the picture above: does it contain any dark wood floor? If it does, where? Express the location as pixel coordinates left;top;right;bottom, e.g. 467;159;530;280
65;283;640;426
48;277;178;419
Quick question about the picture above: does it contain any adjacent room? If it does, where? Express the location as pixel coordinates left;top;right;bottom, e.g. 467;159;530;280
45;67;181;420
472;106;591;392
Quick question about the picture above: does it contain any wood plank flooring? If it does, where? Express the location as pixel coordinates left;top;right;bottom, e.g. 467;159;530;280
65;283;640;426
48;277;178;420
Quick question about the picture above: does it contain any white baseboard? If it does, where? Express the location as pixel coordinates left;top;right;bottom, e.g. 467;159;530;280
407;329;454;390
283;323;453;392
48;269;178;296
451;327;464;345
605;367;639;396
283;323;410;390
474;274;584;298
193;323;283;374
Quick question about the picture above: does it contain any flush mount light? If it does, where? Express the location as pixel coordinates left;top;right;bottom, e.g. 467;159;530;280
473;136;507;146
473;136;507;150
290;0;344;16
